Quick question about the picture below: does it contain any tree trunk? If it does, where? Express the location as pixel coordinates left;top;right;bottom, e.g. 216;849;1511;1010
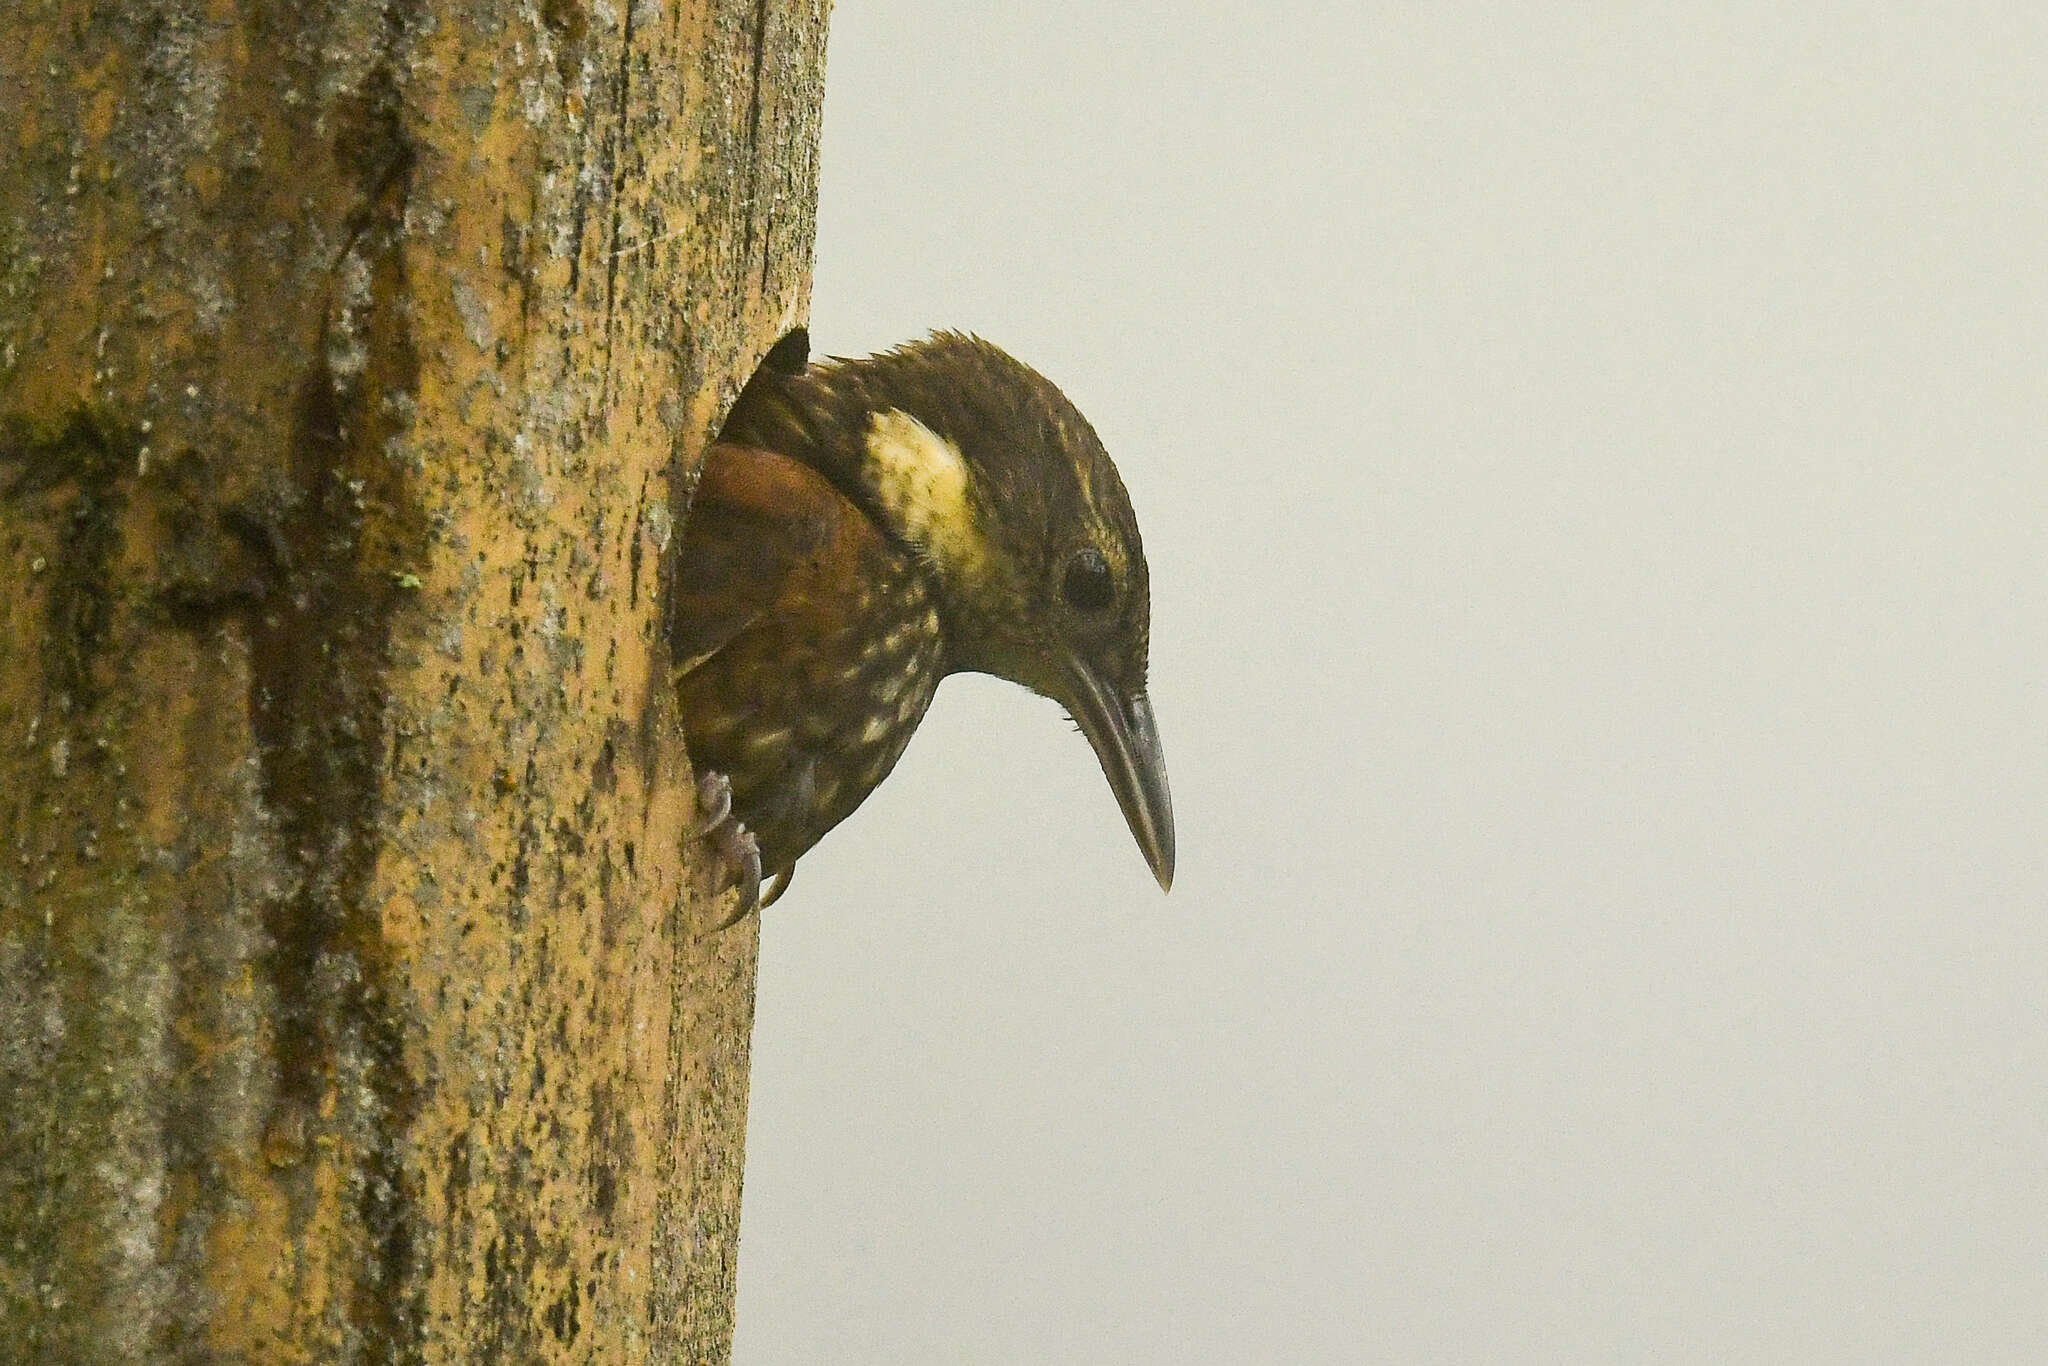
0;2;825;1360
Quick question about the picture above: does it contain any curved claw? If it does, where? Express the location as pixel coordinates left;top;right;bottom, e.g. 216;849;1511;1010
759;862;794;910
708;820;762;932
691;770;734;838
692;769;763;933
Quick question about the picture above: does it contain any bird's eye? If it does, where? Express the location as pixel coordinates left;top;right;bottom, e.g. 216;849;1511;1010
1061;547;1116;613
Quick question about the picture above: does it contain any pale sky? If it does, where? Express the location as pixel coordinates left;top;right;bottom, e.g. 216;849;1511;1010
734;5;2048;1362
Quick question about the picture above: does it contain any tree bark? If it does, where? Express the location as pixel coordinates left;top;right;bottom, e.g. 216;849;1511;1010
0;1;825;1360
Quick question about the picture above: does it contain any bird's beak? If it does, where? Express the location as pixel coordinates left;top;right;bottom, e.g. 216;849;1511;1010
1065;661;1175;891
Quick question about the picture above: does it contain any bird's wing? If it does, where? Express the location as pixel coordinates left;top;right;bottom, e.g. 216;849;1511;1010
667;442;842;677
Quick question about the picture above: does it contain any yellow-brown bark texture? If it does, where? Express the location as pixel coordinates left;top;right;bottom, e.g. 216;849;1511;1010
0;1;827;1360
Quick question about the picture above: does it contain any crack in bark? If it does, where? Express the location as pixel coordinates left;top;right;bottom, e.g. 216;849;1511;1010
600;0;639;403
243;92;431;1363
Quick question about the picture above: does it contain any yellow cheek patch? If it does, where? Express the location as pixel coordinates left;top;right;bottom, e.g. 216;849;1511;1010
865;408;989;582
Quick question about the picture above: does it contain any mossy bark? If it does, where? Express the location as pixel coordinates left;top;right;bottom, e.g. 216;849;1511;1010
0;1;827;1360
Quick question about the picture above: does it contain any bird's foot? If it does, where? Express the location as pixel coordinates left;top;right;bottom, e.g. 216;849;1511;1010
692;770;761;932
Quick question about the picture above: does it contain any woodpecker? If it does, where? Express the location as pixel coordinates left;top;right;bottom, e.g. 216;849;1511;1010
669;330;1173;927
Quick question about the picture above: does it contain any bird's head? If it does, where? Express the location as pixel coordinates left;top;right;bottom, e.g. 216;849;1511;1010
825;332;1174;891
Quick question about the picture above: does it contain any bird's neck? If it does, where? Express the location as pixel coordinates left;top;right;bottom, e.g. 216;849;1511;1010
856;406;993;588
726;366;994;596
720;364;1040;677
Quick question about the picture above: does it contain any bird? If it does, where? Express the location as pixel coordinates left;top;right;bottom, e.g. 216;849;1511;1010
667;329;1173;928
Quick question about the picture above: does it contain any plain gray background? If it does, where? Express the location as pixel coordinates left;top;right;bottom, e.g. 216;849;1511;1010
732;5;2047;1362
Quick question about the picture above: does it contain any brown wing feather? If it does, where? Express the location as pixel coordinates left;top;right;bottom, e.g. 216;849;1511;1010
668;443;853;676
